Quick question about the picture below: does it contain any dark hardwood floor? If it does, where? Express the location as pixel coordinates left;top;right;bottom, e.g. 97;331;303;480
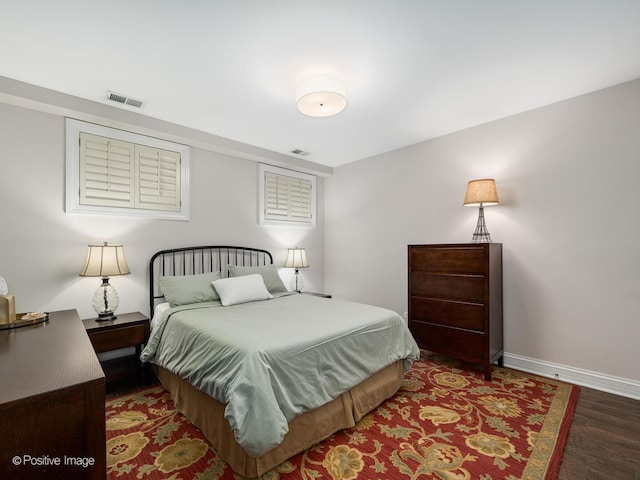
559;387;640;479
105;377;640;479
104;373;159;401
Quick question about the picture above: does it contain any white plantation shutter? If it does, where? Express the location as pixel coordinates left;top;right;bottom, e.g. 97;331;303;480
80;133;135;208
260;164;316;226
264;171;288;218
67;119;189;220
289;176;312;221
136;145;181;212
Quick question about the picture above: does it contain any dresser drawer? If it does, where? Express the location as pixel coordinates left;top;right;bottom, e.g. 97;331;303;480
88;324;147;353
410;322;485;363
411;271;485;303
410;246;486;274
410;297;484;331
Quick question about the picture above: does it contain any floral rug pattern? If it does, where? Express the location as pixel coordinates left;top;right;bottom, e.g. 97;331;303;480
106;351;578;479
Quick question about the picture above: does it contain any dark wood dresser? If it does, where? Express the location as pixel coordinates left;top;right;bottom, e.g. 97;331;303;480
408;243;503;380
0;309;106;479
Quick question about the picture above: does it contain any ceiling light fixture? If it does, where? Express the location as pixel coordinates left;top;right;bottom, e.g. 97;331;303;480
296;74;347;118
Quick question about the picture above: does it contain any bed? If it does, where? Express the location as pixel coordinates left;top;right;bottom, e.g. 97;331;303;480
141;246;420;478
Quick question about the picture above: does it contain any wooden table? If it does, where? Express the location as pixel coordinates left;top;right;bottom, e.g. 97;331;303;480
0;309;106;479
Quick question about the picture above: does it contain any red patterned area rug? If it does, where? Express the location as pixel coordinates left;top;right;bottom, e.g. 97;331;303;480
106;351;579;480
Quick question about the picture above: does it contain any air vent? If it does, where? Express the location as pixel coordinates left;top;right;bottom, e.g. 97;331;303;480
290;149;310;156
106;91;144;109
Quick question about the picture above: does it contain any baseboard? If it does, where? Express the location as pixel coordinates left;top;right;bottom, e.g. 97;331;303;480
503;353;640;401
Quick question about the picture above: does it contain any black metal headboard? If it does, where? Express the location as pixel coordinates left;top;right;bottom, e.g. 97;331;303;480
149;245;273;317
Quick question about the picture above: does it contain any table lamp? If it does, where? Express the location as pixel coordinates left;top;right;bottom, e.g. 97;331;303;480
79;242;130;321
284;247;309;293
463;179;500;243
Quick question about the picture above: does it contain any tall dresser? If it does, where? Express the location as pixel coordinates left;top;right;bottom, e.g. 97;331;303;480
408;243;503;380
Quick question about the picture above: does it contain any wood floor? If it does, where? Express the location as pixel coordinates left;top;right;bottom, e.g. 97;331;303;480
559;387;640;479
106;378;640;479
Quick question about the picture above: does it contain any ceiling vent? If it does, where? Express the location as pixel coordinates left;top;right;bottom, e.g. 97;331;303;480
290;149;310;156
106;91;144;109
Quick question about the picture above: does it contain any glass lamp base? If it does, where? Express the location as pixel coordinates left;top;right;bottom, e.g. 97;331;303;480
290;270;304;293
92;278;119;321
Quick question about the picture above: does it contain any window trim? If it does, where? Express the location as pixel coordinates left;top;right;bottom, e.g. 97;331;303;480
258;164;316;227
65;118;190;220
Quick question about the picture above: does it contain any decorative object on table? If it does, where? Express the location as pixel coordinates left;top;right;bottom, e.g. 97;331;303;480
463;178;500;243
284;247;309;293
105;351;578;480
0;276;17;326
0;293;16;325
296;74;347;117
0;275;50;330
0;312;49;330
79;242;130;321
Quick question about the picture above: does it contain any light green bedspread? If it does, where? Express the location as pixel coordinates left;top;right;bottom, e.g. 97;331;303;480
140;293;420;457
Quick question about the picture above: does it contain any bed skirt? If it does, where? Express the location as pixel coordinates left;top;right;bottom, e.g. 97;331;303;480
155;360;404;478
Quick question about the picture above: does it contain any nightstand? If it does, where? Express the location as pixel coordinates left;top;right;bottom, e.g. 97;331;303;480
83;311;150;385
300;291;332;298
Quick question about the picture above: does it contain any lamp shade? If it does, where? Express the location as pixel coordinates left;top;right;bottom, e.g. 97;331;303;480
296;74;347;117
463;179;499;206
79;242;130;277
284;247;309;269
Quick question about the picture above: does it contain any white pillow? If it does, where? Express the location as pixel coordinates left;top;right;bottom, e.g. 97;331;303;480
212;274;273;306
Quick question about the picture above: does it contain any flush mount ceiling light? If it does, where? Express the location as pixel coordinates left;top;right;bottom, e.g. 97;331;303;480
296;74;347;117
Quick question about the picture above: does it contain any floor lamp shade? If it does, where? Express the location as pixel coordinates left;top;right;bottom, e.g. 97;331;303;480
79;242;130;321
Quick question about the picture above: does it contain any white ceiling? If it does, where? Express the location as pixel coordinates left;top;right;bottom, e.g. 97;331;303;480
2;1;640;168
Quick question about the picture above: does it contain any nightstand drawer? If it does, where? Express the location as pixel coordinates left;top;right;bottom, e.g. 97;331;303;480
88;324;146;353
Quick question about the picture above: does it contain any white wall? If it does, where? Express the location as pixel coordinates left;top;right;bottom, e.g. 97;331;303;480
325;78;640;388
3;75;639;397
0;100;325;320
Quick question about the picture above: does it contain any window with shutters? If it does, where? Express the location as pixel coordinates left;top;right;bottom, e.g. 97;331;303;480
66;119;189;220
258;164;316;226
